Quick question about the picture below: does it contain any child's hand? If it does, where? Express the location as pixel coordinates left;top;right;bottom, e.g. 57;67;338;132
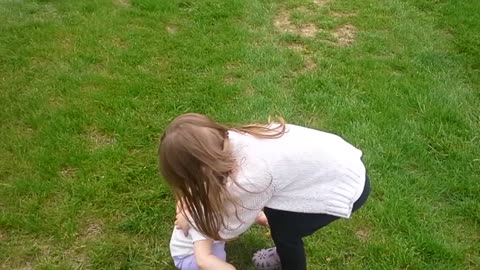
175;211;191;236
175;198;190;236
176;198;186;214
255;211;269;227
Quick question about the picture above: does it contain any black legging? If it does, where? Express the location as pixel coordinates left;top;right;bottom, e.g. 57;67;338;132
264;175;371;270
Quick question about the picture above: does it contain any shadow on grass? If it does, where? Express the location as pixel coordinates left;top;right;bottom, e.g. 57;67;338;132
226;227;273;269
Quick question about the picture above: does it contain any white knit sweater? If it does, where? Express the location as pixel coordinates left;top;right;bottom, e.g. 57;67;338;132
220;124;366;240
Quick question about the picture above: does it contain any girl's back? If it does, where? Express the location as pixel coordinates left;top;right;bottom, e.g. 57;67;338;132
226;124;366;227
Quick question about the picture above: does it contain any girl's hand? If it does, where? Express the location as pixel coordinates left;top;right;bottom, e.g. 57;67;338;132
175;198;190;235
176;198;186;214
175;211;191;236
255;211;269;227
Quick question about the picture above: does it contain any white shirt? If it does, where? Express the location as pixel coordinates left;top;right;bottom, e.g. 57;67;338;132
169;227;207;258
219;124;366;239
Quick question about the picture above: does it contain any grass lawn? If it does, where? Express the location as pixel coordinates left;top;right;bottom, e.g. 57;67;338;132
1;0;479;269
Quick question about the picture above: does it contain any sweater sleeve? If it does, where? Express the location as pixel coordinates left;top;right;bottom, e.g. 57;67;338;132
219;174;274;240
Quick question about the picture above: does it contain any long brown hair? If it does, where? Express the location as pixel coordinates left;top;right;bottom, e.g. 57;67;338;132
158;113;285;240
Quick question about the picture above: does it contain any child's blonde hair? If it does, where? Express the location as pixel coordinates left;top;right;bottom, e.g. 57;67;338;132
159;113;285;240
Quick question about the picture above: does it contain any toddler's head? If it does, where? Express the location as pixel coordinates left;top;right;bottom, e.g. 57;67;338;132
159;113;235;239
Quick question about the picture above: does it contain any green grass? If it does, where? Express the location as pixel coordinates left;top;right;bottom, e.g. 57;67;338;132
1;0;479;269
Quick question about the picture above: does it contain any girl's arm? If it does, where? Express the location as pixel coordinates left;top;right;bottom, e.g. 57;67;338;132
220;176;274;239
194;240;236;270
175;209;190;235
255;210;269;227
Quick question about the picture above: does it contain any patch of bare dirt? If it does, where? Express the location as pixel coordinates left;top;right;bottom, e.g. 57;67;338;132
298;23;318;38
288;43;307;52
48;96;64;108
224;75;240;85
63;246;89;268
86;62;115;79
17;263;34;270
355;228;370;242
29;57;50;70
313;0;330;6
331;11;357;18
225;62;242;70
80;83;102;93
244;87;255;96
60;167;76;179
14;124;35;139
166;25;178;34
332;24;357;47
82;221;103;240
274;10;318;38
113;0;130;7
34;3;59;22
302;56;317;71
59;36;75;52
274;10;295;32
111;36;128;49
87;129;115;150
